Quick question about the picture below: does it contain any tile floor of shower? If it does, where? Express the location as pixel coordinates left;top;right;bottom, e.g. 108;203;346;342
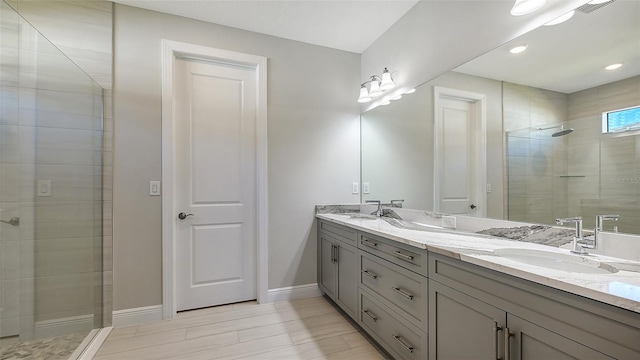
0;331;89;360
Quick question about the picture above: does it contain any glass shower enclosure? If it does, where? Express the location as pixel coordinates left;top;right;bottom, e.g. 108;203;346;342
1;1;104;358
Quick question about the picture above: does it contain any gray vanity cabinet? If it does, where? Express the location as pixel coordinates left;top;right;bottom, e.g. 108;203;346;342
317;220;358;320
430;280;614;360
429;253;639;360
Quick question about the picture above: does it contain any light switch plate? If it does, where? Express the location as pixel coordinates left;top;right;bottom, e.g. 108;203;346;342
352;182;359;194
363;182;370;194
37;180;52;197
150;181;161;196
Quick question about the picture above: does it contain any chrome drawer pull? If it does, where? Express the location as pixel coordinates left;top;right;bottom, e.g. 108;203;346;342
361;270;378;279
363;310;378;322
392;334;414;353
493;322;503;360
392;287;414;300
361;239;378;248
392;250;415;262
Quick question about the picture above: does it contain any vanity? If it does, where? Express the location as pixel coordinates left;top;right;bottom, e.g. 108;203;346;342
316;209;640;360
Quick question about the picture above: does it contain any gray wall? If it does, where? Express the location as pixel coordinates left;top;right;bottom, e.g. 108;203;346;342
112;5;360;310
360;0;589;111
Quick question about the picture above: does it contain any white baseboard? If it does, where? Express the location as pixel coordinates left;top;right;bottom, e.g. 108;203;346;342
267;283;321;303
34;314;94;339
112;305;163;328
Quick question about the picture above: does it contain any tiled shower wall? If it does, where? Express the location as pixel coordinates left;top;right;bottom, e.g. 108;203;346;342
1;2;105;339
567;75;640;232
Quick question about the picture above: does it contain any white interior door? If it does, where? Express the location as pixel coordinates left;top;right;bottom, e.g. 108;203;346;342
174;57;257;311
434;87;486;216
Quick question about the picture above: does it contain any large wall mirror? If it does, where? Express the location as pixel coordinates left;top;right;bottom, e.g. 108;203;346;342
361;0;640;235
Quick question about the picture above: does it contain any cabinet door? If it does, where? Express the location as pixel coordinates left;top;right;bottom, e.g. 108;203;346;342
336;242;358;320
429;280;506;360
318;235;336;299
507;315;614;360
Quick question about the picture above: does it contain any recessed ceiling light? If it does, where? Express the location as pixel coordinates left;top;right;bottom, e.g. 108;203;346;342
510;0;547;16
510;45;528;54
605;63;622;70
544;10;575;26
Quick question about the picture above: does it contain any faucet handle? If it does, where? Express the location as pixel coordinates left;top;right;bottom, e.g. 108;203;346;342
365;200;381;206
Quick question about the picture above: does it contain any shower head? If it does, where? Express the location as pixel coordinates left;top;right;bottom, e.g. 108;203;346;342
537;124;574;137
552;127;574;137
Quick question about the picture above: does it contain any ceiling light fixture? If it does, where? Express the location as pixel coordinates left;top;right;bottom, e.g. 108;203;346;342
544;10;575;26
605;63;622;70
510;0;546;16
357;67;396;103
510;45;528;54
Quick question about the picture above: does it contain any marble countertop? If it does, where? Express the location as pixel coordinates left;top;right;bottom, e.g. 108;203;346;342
317;213;640;314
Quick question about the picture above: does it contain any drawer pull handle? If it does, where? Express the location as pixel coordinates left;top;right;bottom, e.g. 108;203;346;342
392;250;415;262
363;310;378;322
361;270;378;279
392;334;414;353
361;239;378;248
392;287;414;300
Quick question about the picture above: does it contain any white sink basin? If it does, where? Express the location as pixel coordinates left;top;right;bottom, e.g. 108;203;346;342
493;248;619;274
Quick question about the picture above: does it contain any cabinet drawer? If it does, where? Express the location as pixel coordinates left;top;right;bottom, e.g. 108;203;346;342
318;219;357;246
360;250;428;331
359;290;428;360
358;231;427;276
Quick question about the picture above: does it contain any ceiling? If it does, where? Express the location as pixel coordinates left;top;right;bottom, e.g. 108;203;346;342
454;0;640;94
112;0;419;53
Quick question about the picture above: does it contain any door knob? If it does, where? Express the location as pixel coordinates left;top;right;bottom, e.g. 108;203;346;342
178;212;194;220
469;204;477;210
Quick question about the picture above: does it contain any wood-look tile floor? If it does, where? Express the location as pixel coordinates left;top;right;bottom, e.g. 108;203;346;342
94;296;388;360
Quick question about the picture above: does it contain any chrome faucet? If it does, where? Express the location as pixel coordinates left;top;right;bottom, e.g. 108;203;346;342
365;200;383;217
390;199;404;208
593;215;619;250
556;217;587;254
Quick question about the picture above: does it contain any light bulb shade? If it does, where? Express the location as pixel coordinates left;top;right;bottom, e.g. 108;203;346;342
380;68;395;91
357;86;372;103
368;81;383;97
510;0;546;16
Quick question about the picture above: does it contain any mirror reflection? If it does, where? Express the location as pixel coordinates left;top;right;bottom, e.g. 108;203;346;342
361;0;640;234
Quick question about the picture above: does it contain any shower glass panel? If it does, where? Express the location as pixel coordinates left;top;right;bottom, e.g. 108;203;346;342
1;1;103;358
506;124;570;224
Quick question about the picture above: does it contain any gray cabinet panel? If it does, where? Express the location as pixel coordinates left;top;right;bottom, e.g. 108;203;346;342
358;231;428;276
319;220;357;245
361;250;428;331
429;279;506;360
360;289;428;360
336;242;358;320
508;315;613;360
318;234;336;298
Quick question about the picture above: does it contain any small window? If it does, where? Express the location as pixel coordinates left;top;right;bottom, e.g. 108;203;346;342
602;106;640;133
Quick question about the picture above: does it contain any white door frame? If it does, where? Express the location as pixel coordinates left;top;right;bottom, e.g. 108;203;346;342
433;86;487;217
161;40;268;319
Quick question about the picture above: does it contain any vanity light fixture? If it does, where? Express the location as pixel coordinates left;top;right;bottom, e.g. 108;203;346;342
405;88;416;94
510;0;546;16
544;10;575;26
357;67;396;103
605;63;622;70
509;44;528;54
